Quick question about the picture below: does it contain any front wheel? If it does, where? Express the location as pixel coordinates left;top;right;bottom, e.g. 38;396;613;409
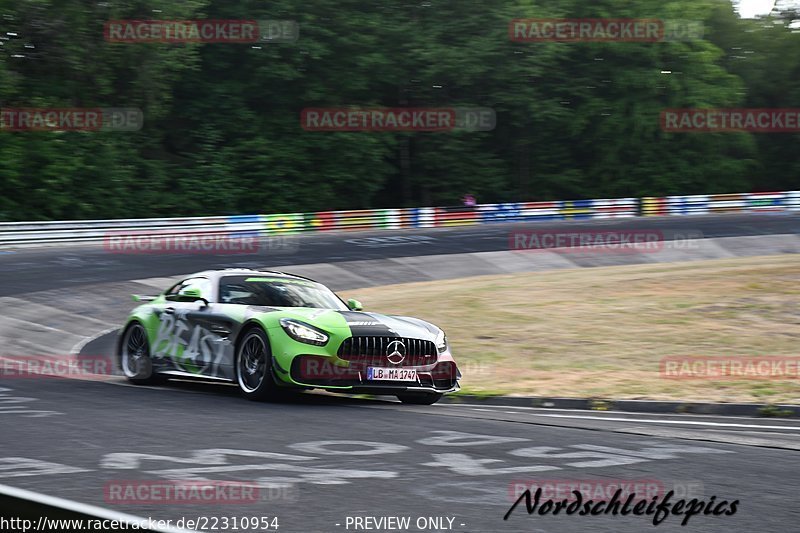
396;392;443;405
120;323;163;385
235;328;281;401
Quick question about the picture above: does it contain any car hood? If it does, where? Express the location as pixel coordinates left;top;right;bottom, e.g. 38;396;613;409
265;307;440;340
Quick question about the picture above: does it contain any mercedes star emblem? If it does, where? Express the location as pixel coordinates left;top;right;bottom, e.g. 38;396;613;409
386;340;407;365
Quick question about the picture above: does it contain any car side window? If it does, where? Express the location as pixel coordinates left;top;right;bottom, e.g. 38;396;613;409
163;280;185;300
219;281;260;305
165;277;212;302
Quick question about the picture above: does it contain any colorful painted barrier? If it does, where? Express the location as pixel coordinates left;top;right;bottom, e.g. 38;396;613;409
642;191;800;216
0;191;796;245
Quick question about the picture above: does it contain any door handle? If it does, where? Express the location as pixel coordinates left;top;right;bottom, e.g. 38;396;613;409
164;307;176;315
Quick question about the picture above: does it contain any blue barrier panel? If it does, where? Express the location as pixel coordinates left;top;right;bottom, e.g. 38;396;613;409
227;214;261;238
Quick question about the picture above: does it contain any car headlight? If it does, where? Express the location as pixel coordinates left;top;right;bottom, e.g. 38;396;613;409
280;318;329;346
435;330;448;352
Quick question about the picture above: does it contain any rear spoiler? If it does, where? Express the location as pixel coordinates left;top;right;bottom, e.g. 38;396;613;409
131;294;157;302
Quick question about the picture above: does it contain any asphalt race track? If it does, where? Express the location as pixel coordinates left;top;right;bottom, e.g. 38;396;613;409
3;376;800;532
1;212;798;296
1;213;799;533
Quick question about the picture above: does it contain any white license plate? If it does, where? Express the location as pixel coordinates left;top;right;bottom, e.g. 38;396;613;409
367;367;417;381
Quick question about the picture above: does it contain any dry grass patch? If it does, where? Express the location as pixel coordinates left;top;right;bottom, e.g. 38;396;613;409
341;255;800;403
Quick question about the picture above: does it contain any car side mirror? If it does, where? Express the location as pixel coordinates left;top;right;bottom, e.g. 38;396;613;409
347;298;363;311
179;287;209;306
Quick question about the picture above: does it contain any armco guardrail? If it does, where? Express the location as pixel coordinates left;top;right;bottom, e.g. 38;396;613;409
642;191;800;216
0;191;797;247
0;215;264;246
262;197;639;233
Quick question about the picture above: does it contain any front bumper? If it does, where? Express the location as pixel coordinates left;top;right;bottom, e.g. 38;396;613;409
284;355;461;393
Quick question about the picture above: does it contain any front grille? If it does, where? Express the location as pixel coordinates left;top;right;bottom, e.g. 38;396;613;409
337;336;437;367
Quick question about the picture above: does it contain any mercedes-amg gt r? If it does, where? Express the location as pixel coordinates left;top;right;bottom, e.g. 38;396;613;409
117;269;460;404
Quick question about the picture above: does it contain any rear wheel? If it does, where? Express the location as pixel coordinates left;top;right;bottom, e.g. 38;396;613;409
396;392;443;405
120;323;163;385
235;328;281;401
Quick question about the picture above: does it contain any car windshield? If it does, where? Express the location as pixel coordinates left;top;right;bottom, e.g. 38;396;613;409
219;275;348;310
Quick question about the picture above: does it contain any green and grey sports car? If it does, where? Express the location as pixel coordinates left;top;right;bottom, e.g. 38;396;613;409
117;269;460;404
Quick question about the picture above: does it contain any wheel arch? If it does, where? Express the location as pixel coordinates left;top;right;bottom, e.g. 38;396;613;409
117;318;147;358
233;320;271;357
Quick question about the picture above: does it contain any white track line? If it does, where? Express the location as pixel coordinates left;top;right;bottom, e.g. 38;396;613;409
69;326;120;357
0;483;198;533
0;297;114;329
445;403;800;422
0;315;85;339
490;411;800;431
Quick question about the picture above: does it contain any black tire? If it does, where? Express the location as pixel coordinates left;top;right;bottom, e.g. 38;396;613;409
396;392;443;405
119;322;164;385
235;327;282;401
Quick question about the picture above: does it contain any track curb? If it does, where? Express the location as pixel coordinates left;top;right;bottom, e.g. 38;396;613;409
442;394;800;417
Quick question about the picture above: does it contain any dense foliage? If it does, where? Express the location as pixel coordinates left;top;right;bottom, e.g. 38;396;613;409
0;0;798;220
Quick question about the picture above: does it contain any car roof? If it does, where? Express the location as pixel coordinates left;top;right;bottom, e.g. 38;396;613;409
189;269;319;284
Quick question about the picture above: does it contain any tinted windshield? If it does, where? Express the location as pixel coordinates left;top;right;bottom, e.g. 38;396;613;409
219;276;348;310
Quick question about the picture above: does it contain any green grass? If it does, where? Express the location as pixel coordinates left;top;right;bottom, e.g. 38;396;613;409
343;255;800;403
